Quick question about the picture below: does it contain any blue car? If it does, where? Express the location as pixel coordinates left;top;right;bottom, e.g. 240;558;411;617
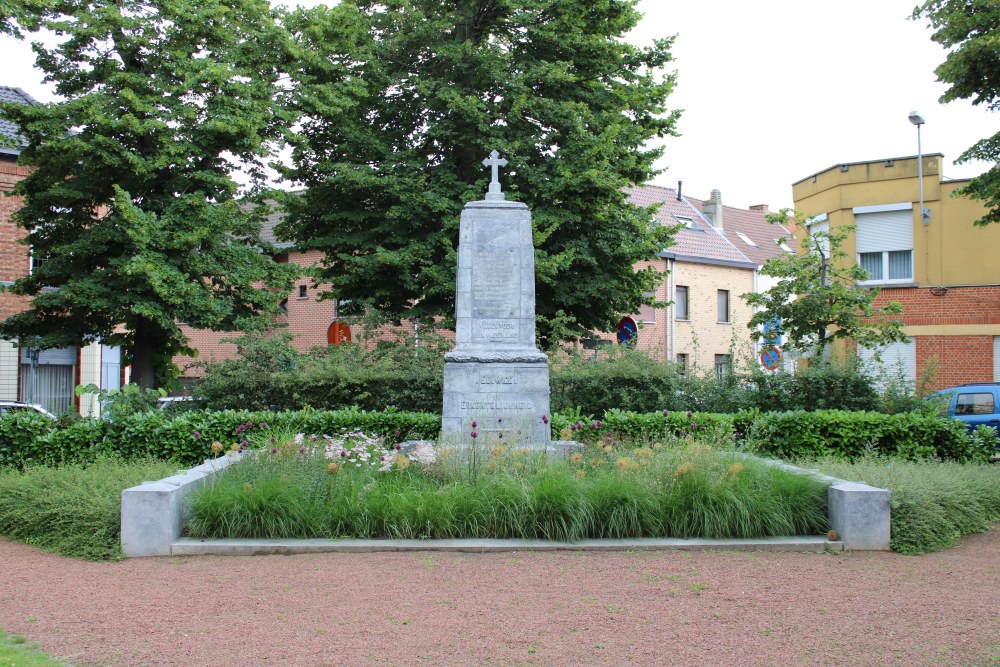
926;383;1000;456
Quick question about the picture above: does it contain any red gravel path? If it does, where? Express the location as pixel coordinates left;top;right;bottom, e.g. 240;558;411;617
1;529;999;667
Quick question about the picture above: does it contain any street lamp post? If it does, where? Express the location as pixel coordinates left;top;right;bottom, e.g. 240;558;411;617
908;111;930;225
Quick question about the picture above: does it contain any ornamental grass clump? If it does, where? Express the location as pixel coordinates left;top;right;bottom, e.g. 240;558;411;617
187;425;829;542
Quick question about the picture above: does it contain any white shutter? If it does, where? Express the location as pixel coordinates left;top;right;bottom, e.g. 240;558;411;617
994;336;1000;382
855;209;913;253
858;339;916;390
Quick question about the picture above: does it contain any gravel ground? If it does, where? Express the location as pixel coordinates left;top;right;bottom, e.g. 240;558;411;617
1;529;999;667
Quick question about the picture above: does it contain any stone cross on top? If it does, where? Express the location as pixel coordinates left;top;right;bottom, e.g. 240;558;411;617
483;150;508;201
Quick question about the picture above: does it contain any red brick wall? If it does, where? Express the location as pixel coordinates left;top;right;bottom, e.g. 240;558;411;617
873;285;1000;327
872;285;1000;390
0;161;32;320
917;335;994;390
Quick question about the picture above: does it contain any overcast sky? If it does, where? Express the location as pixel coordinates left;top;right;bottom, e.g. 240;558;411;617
2;0;994;210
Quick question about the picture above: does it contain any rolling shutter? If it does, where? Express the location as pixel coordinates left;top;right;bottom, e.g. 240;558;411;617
855;209;912;253
858;339;916;389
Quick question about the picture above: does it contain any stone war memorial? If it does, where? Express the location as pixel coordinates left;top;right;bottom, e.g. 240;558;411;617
440;151;552;448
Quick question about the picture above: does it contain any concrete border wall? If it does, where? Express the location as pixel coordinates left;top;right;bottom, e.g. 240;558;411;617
121;450;891;557
745;455;891;550
120;454;243;557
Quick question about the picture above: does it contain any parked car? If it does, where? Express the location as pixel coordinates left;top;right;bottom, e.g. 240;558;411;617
156;396;204;416
925;383;1000;456
0;400;57;420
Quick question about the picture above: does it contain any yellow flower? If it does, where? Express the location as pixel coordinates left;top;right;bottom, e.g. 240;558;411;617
210;441;224;454
559;428;574;440
242;482;253;492
615;457;637;470
490;446;506;459
327;462;341;474
651;442;663;451
230;442;241;451
513;462;524;472
487;462;497;472
634;447;653;459
674;461;695;478
575;470;586;479
728;462;744;477
569;452;584;465
393;454;411;470
590;458;604;468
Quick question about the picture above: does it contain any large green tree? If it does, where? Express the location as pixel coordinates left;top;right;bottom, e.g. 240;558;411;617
277;0;679;346
0;0;297;388
914;0;1000;226
742;212;906;360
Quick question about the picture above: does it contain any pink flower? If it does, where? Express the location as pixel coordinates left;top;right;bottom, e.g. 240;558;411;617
541;415;549;424
472;421;477;428
471;431;478;439
340;451;347;458
662;410;669;417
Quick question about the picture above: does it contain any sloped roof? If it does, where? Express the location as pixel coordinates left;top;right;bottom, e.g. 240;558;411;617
686;197;798;266
0;86;39;157
626;184;755;268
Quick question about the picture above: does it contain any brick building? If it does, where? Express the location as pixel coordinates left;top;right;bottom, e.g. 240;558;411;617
793;154;1000;390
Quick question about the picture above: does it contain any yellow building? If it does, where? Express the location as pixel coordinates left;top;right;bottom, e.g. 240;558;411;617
793;154;1000;389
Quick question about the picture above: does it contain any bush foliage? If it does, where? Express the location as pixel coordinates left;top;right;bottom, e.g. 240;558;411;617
193;340;902;415
806;457;1000;554
0;456;179;560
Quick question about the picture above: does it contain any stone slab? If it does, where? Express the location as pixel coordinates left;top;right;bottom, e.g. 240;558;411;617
121;454;243;557
171;536;843;557
828;481;891;550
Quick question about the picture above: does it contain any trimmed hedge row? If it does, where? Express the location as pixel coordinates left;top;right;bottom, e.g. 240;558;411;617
0;408;441;468
552;409;986;463
3;406;987;468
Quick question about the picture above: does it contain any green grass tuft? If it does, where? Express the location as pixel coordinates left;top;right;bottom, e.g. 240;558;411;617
0;456;179;560
0;628;72;666
188;435;830;541
802;457;1000;554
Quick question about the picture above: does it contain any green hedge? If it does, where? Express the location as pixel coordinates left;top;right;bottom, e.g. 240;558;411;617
553;408;984;463
0;408;441;468
1;406;983;469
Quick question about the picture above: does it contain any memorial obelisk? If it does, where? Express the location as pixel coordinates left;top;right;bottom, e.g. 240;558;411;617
441;151;551;447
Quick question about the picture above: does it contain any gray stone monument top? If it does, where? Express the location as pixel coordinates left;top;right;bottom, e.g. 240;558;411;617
483;150;508;202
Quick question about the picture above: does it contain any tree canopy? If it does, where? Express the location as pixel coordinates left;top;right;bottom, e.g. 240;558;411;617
277;0;679;347
742;211;906;360
0;0;297;388
914;0;1000;226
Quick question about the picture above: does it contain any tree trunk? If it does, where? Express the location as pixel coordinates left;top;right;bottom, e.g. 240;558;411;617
132;321;157;390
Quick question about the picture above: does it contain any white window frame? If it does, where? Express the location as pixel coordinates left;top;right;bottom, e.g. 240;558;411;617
854;203;914;286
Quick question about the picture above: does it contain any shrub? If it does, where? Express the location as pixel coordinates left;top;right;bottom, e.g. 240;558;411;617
0;456;179;560
740;410;979;462
805;457;1000;554
196;332;300;410
748;363;879;412
0;408;441;469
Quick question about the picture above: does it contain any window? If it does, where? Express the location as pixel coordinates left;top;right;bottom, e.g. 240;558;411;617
717;289;730;323
637;291;656;324
674;215;697;229
805;213;829;255
298;284;308;299
735;231;757;247
676;353;688;372
674;286;689;320
854;204;913;284
955;393;995;416
714;354;731;378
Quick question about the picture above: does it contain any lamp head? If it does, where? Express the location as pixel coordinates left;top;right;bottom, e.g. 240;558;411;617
908;111;925;126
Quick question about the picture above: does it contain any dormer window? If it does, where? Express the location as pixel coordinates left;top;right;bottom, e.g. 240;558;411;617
736;232;757;247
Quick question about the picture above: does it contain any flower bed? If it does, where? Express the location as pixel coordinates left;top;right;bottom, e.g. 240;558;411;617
187;425;830;542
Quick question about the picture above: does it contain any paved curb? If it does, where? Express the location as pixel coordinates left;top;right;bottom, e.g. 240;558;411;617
171;536;843;556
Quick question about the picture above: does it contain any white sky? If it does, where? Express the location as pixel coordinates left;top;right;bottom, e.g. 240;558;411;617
2;0;994;211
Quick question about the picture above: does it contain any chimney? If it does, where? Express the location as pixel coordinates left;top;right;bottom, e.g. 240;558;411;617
704;189;723;230
750;204;769;213
676;180;682;201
